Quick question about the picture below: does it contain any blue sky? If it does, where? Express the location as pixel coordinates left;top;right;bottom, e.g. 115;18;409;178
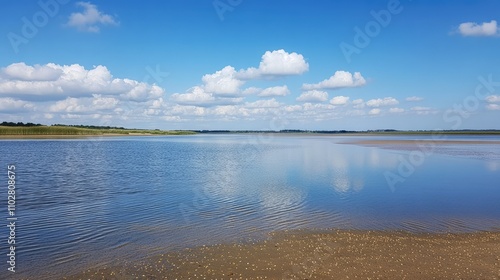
1;0;500;130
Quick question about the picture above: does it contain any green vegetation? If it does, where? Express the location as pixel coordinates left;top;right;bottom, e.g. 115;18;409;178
0;121;43;127
1;122;499;136
0;123;196;136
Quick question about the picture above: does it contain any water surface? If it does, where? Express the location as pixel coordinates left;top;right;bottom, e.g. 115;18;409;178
1;134;499;278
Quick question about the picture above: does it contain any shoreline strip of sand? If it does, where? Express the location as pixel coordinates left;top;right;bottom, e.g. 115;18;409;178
62;229;500;280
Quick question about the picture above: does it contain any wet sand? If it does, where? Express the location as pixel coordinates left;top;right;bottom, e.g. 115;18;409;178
64;230;500;279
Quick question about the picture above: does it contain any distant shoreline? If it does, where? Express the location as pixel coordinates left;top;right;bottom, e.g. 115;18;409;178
2;124;500;139
0;125;196;138
0;133;162;139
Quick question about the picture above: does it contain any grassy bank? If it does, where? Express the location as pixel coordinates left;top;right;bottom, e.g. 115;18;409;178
0;126;196;136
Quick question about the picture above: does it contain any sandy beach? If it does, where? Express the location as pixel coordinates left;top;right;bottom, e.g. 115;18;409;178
63;230;500;279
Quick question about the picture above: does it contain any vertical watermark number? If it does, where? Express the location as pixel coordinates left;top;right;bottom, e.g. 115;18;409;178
6;164;17;273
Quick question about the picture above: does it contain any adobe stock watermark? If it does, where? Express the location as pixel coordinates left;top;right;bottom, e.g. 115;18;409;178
213;0;243;21
384;74;500;191
340;0;409;63
7;0;70;54
6;164;17;273
143;64;169;85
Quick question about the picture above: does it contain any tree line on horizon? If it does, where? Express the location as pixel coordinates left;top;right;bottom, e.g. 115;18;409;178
0;121;127;130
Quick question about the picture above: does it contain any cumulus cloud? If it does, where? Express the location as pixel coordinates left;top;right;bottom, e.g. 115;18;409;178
0;63;163;101
329;95;350;105
91;94;119;110
366;97;399;107
170;86;242;107
389;107;405;113
302;71;366;90
237;49;309;79
170;86;215;106
352;98;365;109
368;108;381;115
0;98;35;112
202;66;245;95
457;20;499;37
241;87;261;95
258;85;290;97
406;96;423;102
245;98;281;108
486;95;500;103
49;94;119;113
49;97;88;113
2;63;62;81
67;2;118;32
296;90;328;103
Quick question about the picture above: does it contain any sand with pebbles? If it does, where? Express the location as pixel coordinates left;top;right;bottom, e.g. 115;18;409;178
64;230;500;279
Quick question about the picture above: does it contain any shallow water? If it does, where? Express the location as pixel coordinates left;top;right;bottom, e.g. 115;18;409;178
1;134;499;278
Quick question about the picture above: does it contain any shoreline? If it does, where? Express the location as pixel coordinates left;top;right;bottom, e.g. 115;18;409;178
63;229;500;279
2;131;500;139
0;133;179;139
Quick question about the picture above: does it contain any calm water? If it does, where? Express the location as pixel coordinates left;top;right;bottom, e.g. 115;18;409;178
1;134;500;279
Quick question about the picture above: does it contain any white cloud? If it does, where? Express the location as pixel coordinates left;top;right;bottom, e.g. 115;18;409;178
170;86;243;107
486;95;500;103
366;97;399;107
241;87;261;95
67;2;118;33
49;97;87;113
0;63;163;101
237;49;309;79
406;96;423;102
197;50;307;98
119;81;164;101
486;104;500;110
457;20;499;37
48;94;119;113
368;108;381;115
170;86;216;106
2;63;62;81
389;107;405;113
202;66;244;95
258;85;290;97
169;105;207;116
296;90;328;103
0;98;35;111
91;94;119;110
352;98;365;109
212;105;246;116
245;98;281;108
329;95;350;105
302;71;366;90
303;102;335;111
